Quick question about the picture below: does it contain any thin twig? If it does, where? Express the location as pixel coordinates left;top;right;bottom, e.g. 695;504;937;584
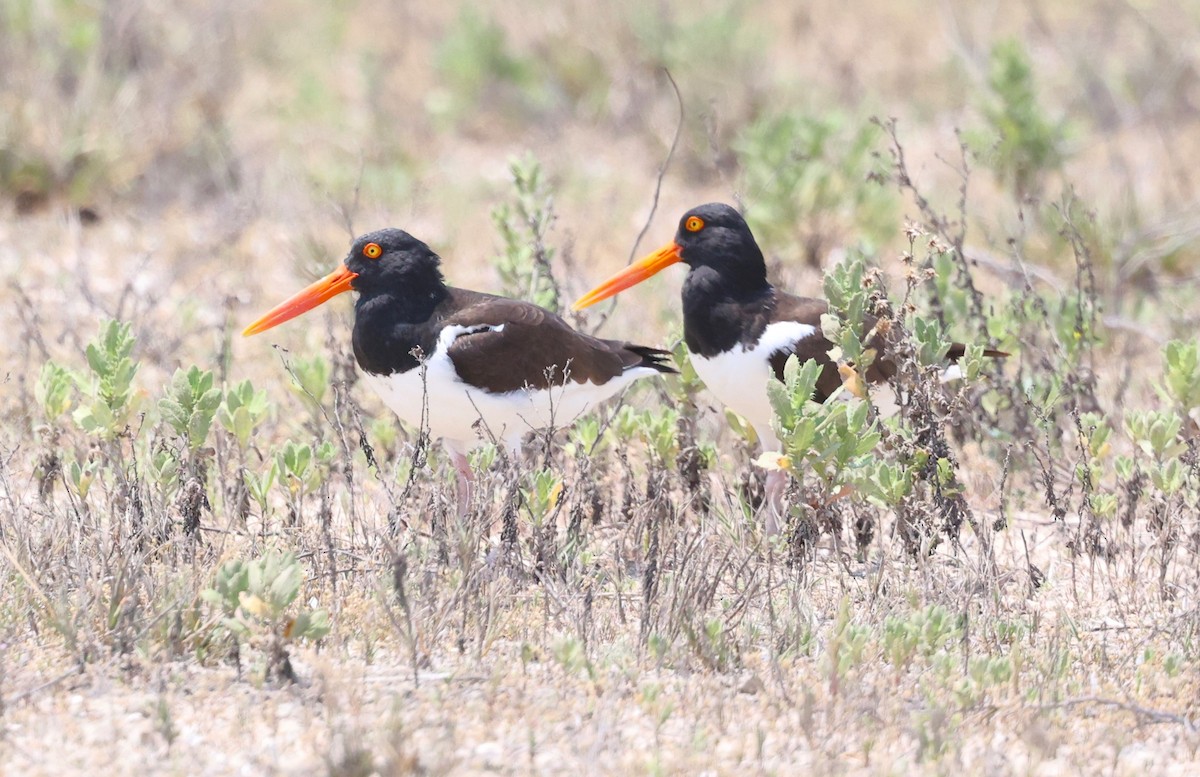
589;68;684;335
626;69;684;266
1035;696;1197;732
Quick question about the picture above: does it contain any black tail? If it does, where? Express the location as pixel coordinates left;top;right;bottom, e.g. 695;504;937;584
622;344;677;374
946;343;1009;361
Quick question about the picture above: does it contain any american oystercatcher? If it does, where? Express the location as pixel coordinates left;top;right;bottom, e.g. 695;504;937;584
573;203;1004;527
245;228;675;508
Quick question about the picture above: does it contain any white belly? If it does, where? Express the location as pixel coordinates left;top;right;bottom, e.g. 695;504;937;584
691;321;818;451
360;328;656;456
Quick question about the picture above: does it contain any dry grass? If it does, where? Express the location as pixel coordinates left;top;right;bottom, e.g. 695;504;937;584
3;0;1200;774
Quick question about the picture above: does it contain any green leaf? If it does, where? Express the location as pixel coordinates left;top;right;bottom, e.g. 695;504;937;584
159;366;222;451
266;558;302;611
75;319;139;438
289;610;331;641
35;361;75;422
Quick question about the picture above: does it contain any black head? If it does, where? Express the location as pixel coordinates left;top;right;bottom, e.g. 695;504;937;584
243;227;448;337
572;202;769;312
672;203;765;275
344;228;445;295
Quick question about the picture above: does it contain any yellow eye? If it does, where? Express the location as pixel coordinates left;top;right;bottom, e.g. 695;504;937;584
685;216;705;232
363;242;382;259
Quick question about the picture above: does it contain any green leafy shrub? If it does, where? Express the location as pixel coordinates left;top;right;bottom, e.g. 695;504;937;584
430;8;547;123
763;356;882;499
968;39;1069;198
522;468;564;527
217;379;271;451
276;439;336;527
159;366;222;453
736;112;895;266
201;550;330;683
35;361;75;428
289;354;331;410
73;319;139;439
492;153;561;312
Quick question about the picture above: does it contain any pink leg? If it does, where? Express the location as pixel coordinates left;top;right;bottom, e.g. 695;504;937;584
451;451;474;517
763;469;789;536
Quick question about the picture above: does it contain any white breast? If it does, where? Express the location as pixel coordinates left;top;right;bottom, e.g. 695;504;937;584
690;321;817;451
361;324;657;457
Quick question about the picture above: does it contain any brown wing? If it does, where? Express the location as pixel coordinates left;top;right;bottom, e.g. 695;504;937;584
440;289;672;393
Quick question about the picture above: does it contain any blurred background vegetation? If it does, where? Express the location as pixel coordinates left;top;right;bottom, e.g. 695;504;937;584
2;0;1197;289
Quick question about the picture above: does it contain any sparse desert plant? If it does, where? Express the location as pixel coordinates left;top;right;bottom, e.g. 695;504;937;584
276;439;336;528
218;379;271;453
968;38;1070;199
159;366;223;455
762;357;882;500
1160;340;1200;421
32;360;74;498
492;153;561;312
158;365;223;534
288;353;332;421
662;339;715;499
522;467;564;529
736;111;895;267
882;604;962;671
4;4;1200;772
201;550;330;683
217;378;272;522
73;319;139;440
430;7;547;123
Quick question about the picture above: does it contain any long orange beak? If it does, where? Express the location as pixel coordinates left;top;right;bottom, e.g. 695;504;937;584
572;242;682;310
242;264;358;336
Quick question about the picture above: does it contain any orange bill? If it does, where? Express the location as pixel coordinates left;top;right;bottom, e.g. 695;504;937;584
572;242;682;310
242;264;358;336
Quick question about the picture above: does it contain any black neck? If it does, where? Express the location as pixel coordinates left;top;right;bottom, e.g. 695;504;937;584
681;266;774;357
352;282;450;375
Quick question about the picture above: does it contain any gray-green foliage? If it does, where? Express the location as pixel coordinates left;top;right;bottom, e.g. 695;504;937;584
766;356;882;493
277;440;336;497
631;1;765;138
565;416;602;457
1124;410;1185;461
968;39;1069;198
201;551;330;640
217;379;270;450
638;407;681;464
73;319;138;438
736;111;895;264
35;361;74;426
201;550;330;680
492;153;560;312
820;251;874;368
635;1;763;81
1160;340;1200;414
65;457;99;502
159;366;222;452
882;604;962;670
435;8;530;95
289;354;330;409
606;405;681;463
149;445;180;493
522;468;563;526
432;8;545;121
243;460;280;519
